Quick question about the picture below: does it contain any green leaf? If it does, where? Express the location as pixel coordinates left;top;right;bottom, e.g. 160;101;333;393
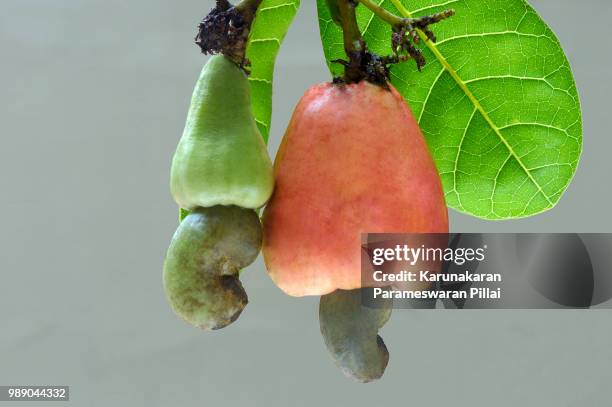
317;0;582;220
247;0;301;143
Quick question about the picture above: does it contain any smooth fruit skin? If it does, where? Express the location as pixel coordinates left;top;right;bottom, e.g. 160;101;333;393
263;81;449;297
171;55;274;210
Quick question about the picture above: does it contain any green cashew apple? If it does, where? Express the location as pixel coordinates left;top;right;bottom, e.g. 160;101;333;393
163;205;262;330
320;288;392;383
171;55;274;211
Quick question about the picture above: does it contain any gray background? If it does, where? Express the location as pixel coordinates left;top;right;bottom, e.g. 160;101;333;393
0;0;610;405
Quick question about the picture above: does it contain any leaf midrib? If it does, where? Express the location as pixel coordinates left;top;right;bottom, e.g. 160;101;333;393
389;0;555;208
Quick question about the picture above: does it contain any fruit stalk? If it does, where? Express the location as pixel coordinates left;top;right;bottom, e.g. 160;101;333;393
195;0;265;65
329;0;455;78
334;0;366;83
330;0;371;83
234;0;264;23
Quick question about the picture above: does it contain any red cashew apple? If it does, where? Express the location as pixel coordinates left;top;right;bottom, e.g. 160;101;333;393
263;80;449;297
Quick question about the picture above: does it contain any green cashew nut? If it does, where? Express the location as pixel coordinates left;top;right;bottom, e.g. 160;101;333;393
170;55;274;211
163;205;262;330
319;288;392;383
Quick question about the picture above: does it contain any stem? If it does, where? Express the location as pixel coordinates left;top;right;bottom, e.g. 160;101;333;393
337;0;364;56
334;0;366;83
357;0;403;26
359;0;454;32
330;0;454;81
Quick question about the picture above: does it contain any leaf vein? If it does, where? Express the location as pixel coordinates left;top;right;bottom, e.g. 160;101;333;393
435;30;552;46
259;2;298;12
411;0;461;15
453;108;477;209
